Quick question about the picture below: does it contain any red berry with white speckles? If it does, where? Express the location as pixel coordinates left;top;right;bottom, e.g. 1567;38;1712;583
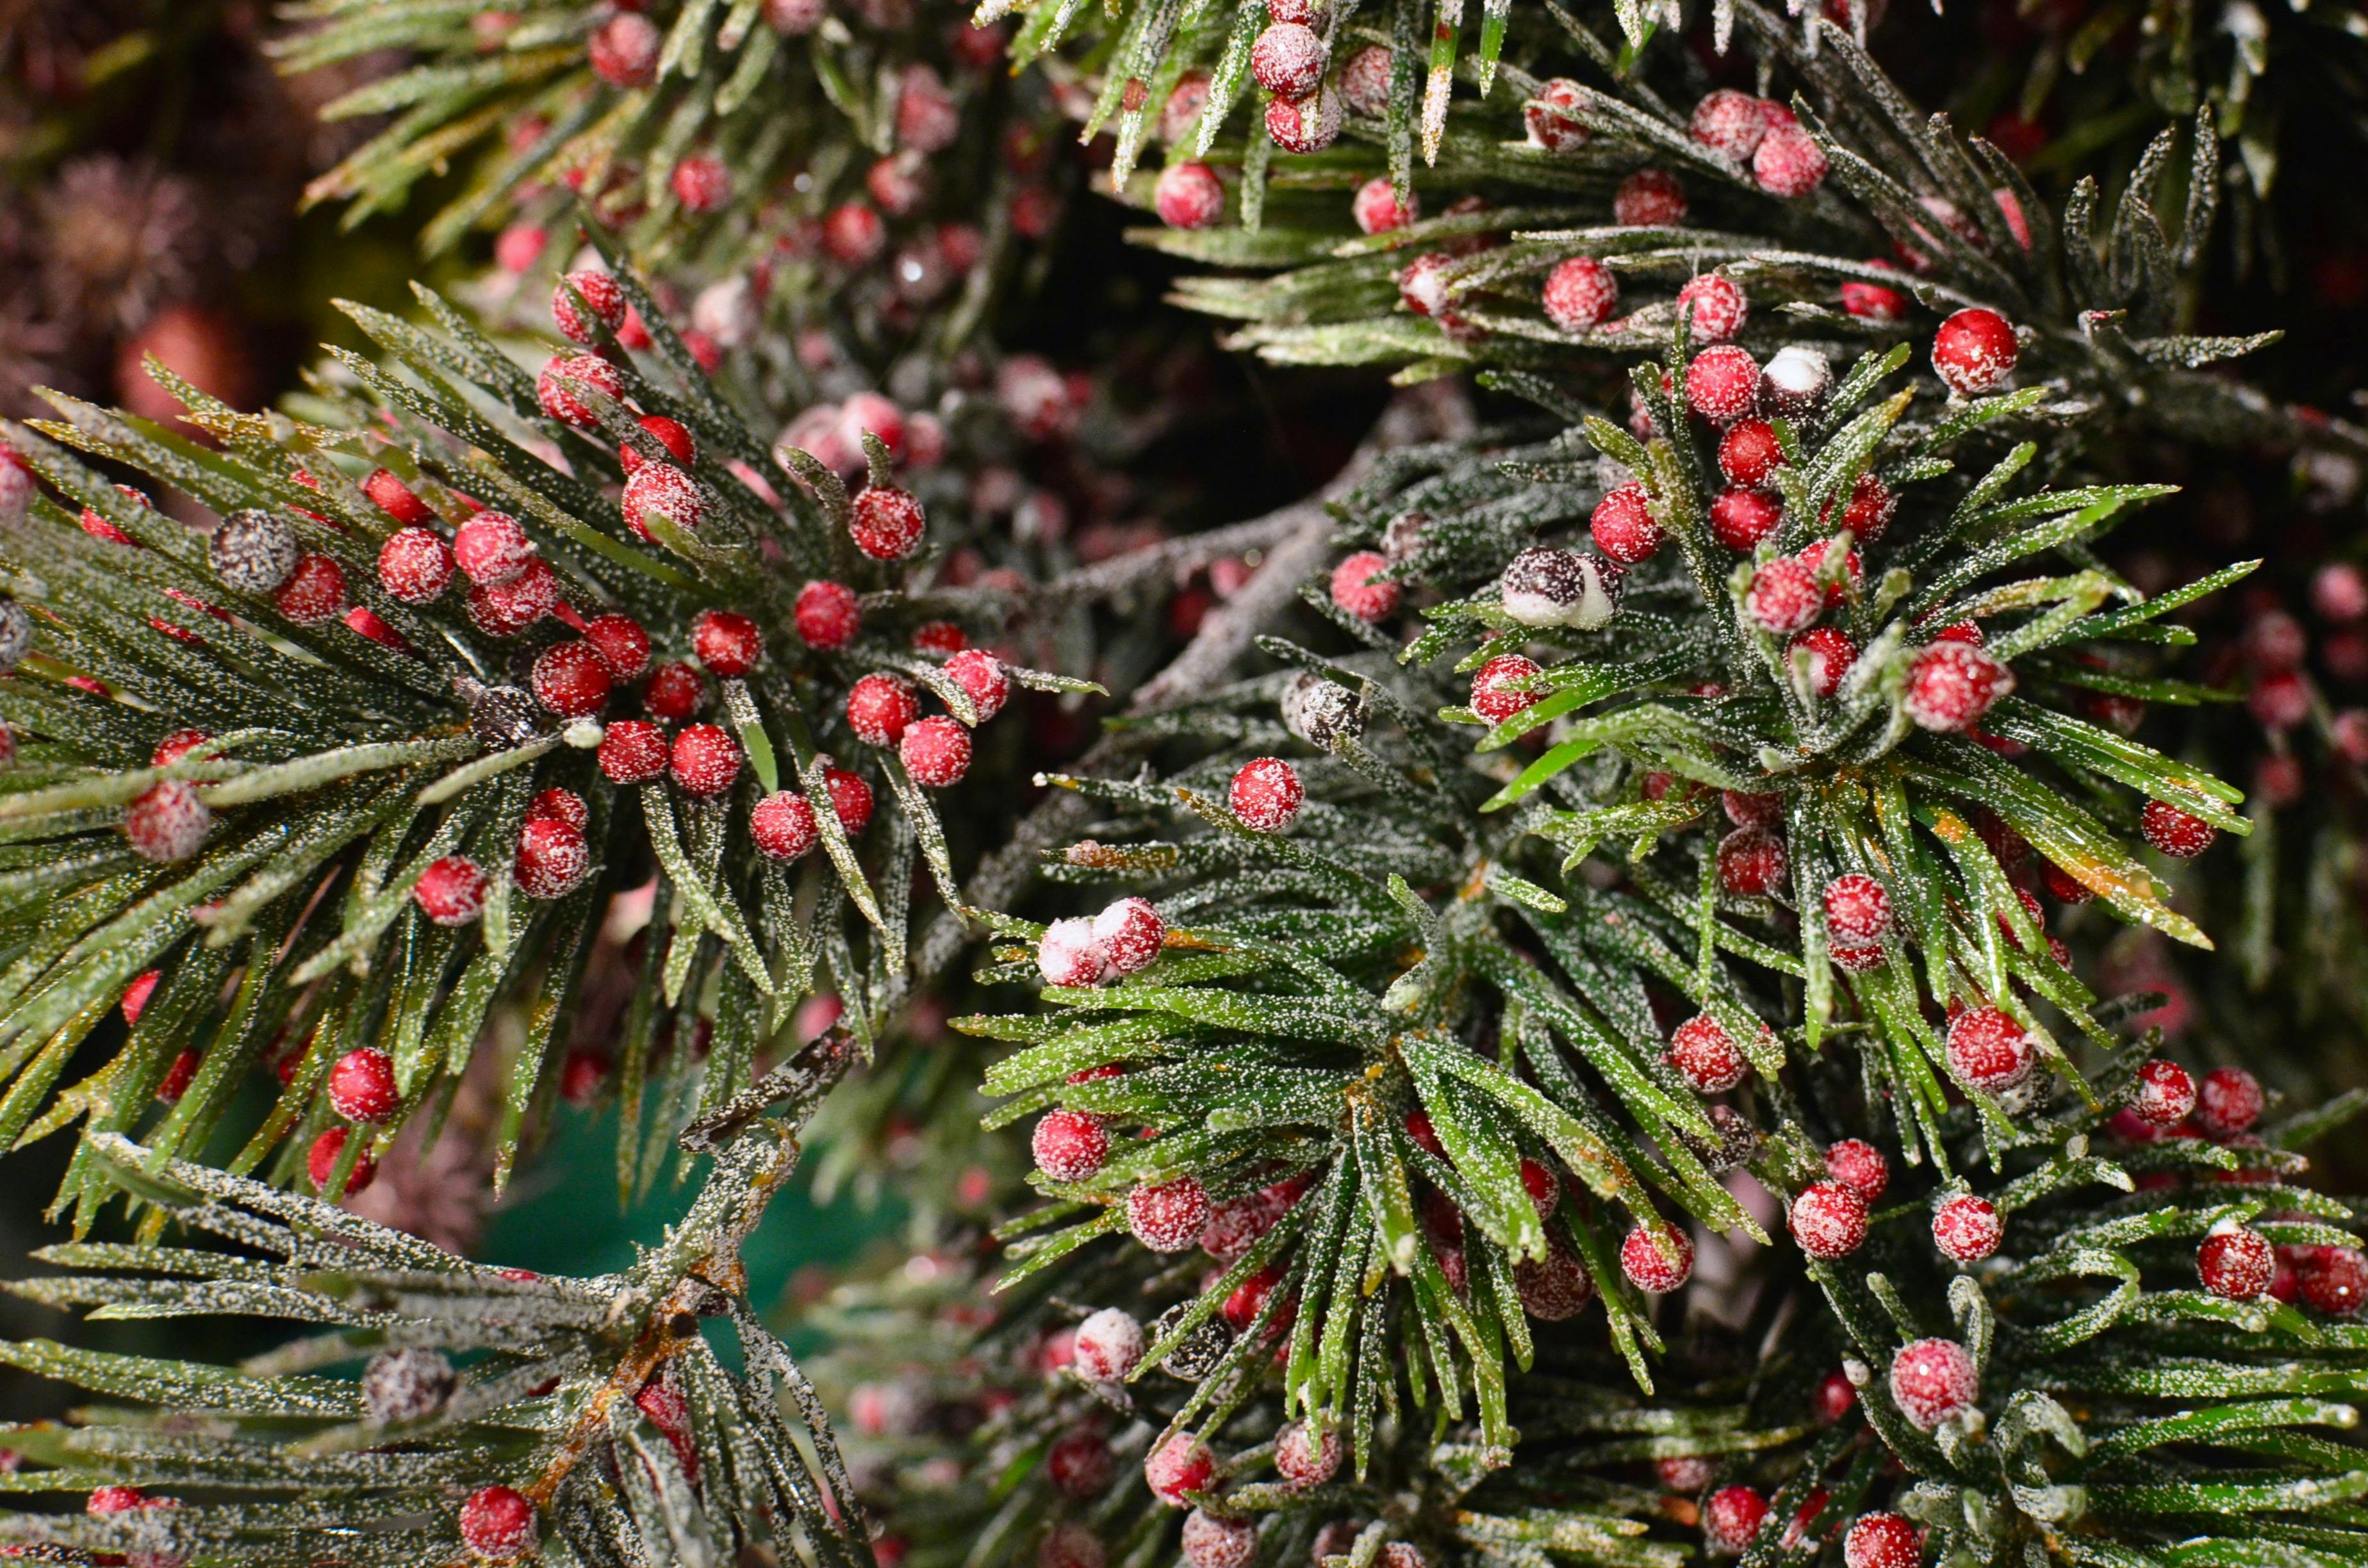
459;1485;538;1560
1525;78;1591;151
1145;1434;1216;1506
552;270;627;345
643;660;707;721
531;642;611;719
1842;1513;1919;1568
1946;1006;2034;1091
329;1047;400;1122
2132;1058;2196;1126
693;610;761;678
848;674;919;746
1033;1109;1109;1182
1130;1176;1211;1252
2299;1246;2367;1315
622;414;696;473
1274;1421;1342;1487
1472;654;1543;724
1823;874;1891;943
1718;419;1784;487
1825;1138;1888;1200
378;528;452;603
1711;487;1782;551
454;512;535;587
1665;1013;1750;1092
1353;177;1416;235
1932;307;2019;395
529;786;588;830
945;649;1010;723
124;781;211;862
623;463;704;542
1703;1486;1767;1555
1094;897;1165;976
1691;90;1770;159
414;856;488;926
1932;1193;2002;1261
2199;1223;2275;1300
584;614;650;681
1156;163;1226;230
1231;757;1304;831
671;155;728;213
2141;799;2216;858
1251;22;1326;98
1620;1223;1693;1292
1514;1246;1594;1320
598;719;668;784
467;557;559;639
1615;168;1687;227
901;717;971;786
1037;918;1106;988
1745;557;1823;635
1181;1510;1256;1568
2194;1067;2263;1136
849;487;926;560
1072;1306;1143;1382
275;553;348;625
1331;550;1399;619
1788;626;1859;701
1905;641;2014;731
670;724;741;797
1591;485;1664;564
1677;275;1748;345
588;12;660;86
1753;122;1828;196
1543;256;1619;331
537;354;625;429
1789;1180;1869;1259
751;792;819;862
1047;1431;1112;1498
826;769;873;834
1718;826;1788;896
795;580;861;649
514;817;589;900
1686;345;1759;423
1889;1337;1978;1430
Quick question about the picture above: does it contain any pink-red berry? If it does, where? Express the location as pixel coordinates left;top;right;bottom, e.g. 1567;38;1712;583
1788;1180;1870;1259
415;856;488;926
751;792;819;861
1905;641;2014;731
1230;756;1304;831
901;716;972;786
1946;1006;2034;1092
1889;1337;1978;1430
1129;1176;1211;1252
795;580;861;649
1620;1223;1693;1292
670;724;741;796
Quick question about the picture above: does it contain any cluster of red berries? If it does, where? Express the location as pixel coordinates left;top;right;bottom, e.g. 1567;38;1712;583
1688;88;1829;197
1249;0;1342;154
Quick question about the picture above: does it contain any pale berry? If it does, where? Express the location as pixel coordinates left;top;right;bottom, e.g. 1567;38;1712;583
1710;487;1782;550
1615;168;1687;227
1338;45;1393;115
848;673;921;746
1501;547;1622;628
1703;1485;1766;1555
1761;343;1833;414
1825;1138;1889;1200
1145;1434;1217;1505
1181;1511;1257;1568
1094;897;1165;976
514;817;589;900
1905;641;2014;731
2140;799;2216;858
1130;1176;1212;1252
670;724;741;796
795;580;861;649
1525;78;1590;152
328;1047;400;1122
1231;757;1304;831
1665;1013;1750;1092
415;856;488;926
1073;1306;1144;1382
123;781;211;863
1330;550;1399;619
1676;275;1747;344
1789;1180;1869;1260
750;792;819;861
1718;826;1788;896
459;1484;538;1560
2199;1223;2275;1300
1932;307;2019;395
552;270;627;344
2194;1066;2263;1136
1932;1193;2002;1261
588;13;661;87
1590;485;1663;564
1471;654;1543;724
692;610;762;678
210;509;300;594
1753;122;1828;196
1691;90;1769;159
1037;918;1106;988
2314;563;2368;623
1156;163;1226;230
1889;1337;1977;1430
598;719;668;784
1620;1223;1693;1292
901;717;971;786
944;649;1010;723
1543;256;1618;332
1946;1006;2034;1091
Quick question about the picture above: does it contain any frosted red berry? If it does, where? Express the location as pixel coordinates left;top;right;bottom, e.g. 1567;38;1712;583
124;781;211;863
750;792;819;862
378;528;452;603
1033;1109;1109;1182
1703;1485;1766;1555
1825;1138;1888;1200
1397;253;1456;320
454;512;535;587
1691;89;1769;159
1932;1193;2002;1261
1823;874;1891;943
826;768;873;833
1251;22;1326;98
821;202;885;265
621;414;696;473
1274;1421;1342;1487
1788;1180;1869;1260
1656;1455;1715;1493
1181;1511;1256;1568
1753;122;1828;196
1037;917;1106;988
1620;1223;1693;1292
552;270;627;345
1590;485;1663;564
1144;1434;1216;1506
1265;88;1342;154
1330;550;1399;619
1039;1523;1105;1568
794;581;862;649
1946;1006;2034;1091
2199;1224;2275;1300
2131;1058;2196;1126
670;724;741;797
944;649;1010;723
531;642;611;719
1718;827;1788;897
329;1047;400;1122
1094;897;1165;976
275;553;348;625
1615;168;1687;227
1841;270;1909;322
598;719;668;784
363;468;435;527
2140;799;2216;858
1932;307;2019;395
1686;346;1759;423
641;660;707;722
1745;557;1822;635
466;557;558;639
1825;471;1896;543
847;674;920;746
1842;1513;1919;1568
536;354;625;429
1156;163;1226;231
2298;1246;2367;1315
1353;177;1415;235
1047;1431;1112;1498
1905;641;2014;731
530;790;588;830
1230;756;1304;831
1889;1337;1977;1430
689;610;761;678
671;155;728;213
1543;256;1619;332
2249;669;2309;730
849;487;926;560
2194;1066;2263;1136
1717;420;1784;488
579;615;650;683
901;716;971;786
1472;654;1543;724
1665;1013;1750;1092
1072;1307;1144;1382
459;1484;538;1560
1524;76;1590;151
623;463;704;541
1129;1176;1211;1252
414;856;488;926
514;817;589;900
1710;487;1782;550
1676;275;1748;345
588;12;661;86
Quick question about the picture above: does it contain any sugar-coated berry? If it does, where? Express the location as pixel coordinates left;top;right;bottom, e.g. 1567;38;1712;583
1932;307;2019;395
275;553;348;625
1037;918;1107;988
1472;654;1543;725
1181;1510;1257;1568
1330;550;1400;619
849;487;926;560
1690;89;1770;159
1397;253;1456;320
1889;1337;1978;1430
671;154;728;213
692;610;762;678
329;1046;400;1122
1789;1180;1869;1260
530;642;611;719
536;353;625;429
1656;1455;1716;1492
670;724;741;797
795;580;862;649
1945;1006;2034;1091
514;816;589;901
459;1484;538;1560
1825;471;1896;544
1665;1013;1750;1092
826;768;873;834
1753;122;1828;195
2131;1058;2196;1126
1745;557;1823;635
1352;177;1416;235
2299;1246;2367;1315
1590;484;1664;564
901;717;971;787
588;10;661;86
453;512;535;587
1723;790;1781;829
1501;548;1622;629
621;414;696;473
1615;168;1687;226
1761;343;1832;416
529;783;589;828
1841;1513;1919;1568
639;660;706;722
2199;1223;2276;1300
912;621;965;653
599;719;668;784
2194;1066;2263;1136
1155;163;1226;230
623;463;704;541
1825;1138;1889;1200
1073;1306;1144;1382
377;528;452;605
1047;1430;1113;1498
1337;44;1393;115
210;508;300;594
120;778;211;863
1718;826;1788;897
1620;1223;1693;1292
1033;1109;1110;1183
1543;256;1619;331
1145;1433;1217;1505
1039;1523;1106;1568
944;649;1011;723
1265;86;1342;154
847;674;920;746
1686;345;1759;423
1703;1485;1767;1555
1932;1193;2002;1261
1823;874;1891;943
750;792;819;862
582;614;651;681
1094;897;1165;976
1710;487;1782;551
1250;22;1326;98
1718;419;1785;488
552;270;627;345
2140;799;2216;858
1525;78;1591;152
1676;275;1748;345
1130;1175;1212;1252
1231;756;1304;831
1263;1420;1342;1489
413;855;488;926
1905;641;2014;731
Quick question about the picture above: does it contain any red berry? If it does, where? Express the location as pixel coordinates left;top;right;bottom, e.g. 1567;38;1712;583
1229;757;1304;831
551;271;628;346
1039;1524;1105;1568
1842;1513;1919;1568
1788;1180;1869;1260
750;792;819;861
1353;177;1417;235
1905;641;2014;731
1665;1013;1750;1092
459;1484;538;1560
363;468;435;527
1590;484;1664;564
588;13;661;86
454;512;536;587
1472;653;1543;724
514;817;589;900
1717;420;1784;488
1222;1263;1286;1329
1615;168;1688;227
1688;344;1761;423
2249;669;2310;730
2298;1246;2368;1315
1841;270;1910;322
1144;1434;1215;1506
1525;77;1591;151
1033;1109;1109;1182
1094;897;1165;975
308;1125;376;1193
598;719;668;784
1945;1006;2034;1092
530;642;611;719
466;557;559;639
847;674;919;746
274;553;348;625
1753;122;1828;196
1825;1138;1888;1200
944;649;1010;723
1932;1193;2002;1261
623;463;704;541
849;487;926;560
621;414;696;473
1330;550;1400;619
583;614;652;680
1823;874;1891;943
821;202;886;265
1723;788;1782;828
1710;487;1782;550
1703;1486;1767;1555
329;1047;400;1122
415;855;488;926
1543;256;1619;331
900;716;971;786
1073;1306;1144;1381
2199;1224;2275;1300
687;611;762;680
1889;1337;1977;1430
2194;1066;2263;1136
1745;557;1822;634
1047;1431;1113;1498
1620;1223;1693;1292
2140;799;2216;858
122;968;163;1025
1932;307;2019;395
536;354;625;429
1790;627;1859;698
1250;21;1326;97
671;155;729;213
1274;1421;1342;1487
123;781;210;863
643;660;708;721
1128;1176;1210;1252
2131;1058;2196;1126
670;724;741;796
1180;1512;1255;1568
1397;252;1458;320
1037;917;1106;988
1691;90;1770;159
795;580;861;649
1155;163;1226;230
377;528;453;604
1718;826;1788;896
1405;1109;1445;1157
1676;276;1748;345
1656;1455;1716;1492
825;768;873;833
1825;471;1898;544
